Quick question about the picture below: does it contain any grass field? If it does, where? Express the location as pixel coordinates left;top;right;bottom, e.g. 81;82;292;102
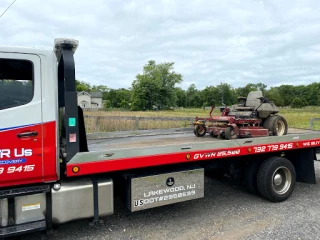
84;107;320;132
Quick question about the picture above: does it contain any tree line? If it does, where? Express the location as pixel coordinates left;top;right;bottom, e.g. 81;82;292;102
76;60;320;110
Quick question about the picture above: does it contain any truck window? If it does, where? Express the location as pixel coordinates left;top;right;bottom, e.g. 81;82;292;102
0;59;34;110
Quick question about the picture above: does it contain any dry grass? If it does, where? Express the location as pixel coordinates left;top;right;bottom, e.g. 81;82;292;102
85;108;210;117
84;107;320;132
84;115;191;132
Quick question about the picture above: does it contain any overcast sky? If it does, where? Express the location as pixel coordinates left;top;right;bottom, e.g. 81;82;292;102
1;0;320;90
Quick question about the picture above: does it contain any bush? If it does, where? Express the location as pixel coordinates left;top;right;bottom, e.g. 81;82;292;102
120;100;129;109
290;97;307;108
104;100;111;109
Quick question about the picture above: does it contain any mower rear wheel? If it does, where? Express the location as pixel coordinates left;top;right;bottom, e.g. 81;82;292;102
263;115;288;136
225;126;238;140
194;124;207;137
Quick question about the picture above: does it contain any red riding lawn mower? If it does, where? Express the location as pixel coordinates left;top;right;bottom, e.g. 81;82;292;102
193;91;288;140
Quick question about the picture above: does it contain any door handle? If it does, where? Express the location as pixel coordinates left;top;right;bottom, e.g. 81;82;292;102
17;131;38;138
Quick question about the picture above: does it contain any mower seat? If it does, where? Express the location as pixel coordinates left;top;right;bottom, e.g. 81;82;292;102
234;106;255;110
233;91;263;111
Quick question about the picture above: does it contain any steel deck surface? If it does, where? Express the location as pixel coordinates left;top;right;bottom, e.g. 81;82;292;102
70;129;317;164
66;129;320;176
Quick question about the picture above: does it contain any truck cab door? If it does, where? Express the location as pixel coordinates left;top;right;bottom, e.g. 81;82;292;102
0;53;44;188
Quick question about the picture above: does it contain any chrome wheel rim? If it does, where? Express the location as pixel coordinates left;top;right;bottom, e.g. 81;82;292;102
272;167;292;195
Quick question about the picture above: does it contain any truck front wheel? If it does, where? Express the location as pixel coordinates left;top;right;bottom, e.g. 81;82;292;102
257;156;296;202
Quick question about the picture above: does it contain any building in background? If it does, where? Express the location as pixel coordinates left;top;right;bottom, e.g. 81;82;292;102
77;91;103;110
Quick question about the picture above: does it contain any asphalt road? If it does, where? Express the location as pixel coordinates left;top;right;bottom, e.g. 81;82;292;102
23;161;320;240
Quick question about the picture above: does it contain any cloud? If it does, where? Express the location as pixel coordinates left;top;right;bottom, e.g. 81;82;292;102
1;0;320;90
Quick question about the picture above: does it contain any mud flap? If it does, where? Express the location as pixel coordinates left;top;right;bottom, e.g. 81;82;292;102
287;148;316;184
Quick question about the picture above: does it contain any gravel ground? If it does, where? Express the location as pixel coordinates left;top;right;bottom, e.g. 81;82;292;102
22;161;320;240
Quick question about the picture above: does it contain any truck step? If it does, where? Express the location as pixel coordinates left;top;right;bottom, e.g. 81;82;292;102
0;185;50;199
0;220;46;238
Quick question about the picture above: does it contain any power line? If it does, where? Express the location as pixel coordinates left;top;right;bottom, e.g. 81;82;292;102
0;0;17;19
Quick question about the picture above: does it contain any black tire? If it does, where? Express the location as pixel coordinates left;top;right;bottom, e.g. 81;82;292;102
206;168;225;179
225;126;238;140
257;156;296;202
263;115;288;136
243;161;261;194
194;124;206;137
209;130;218;138
262;117;273;136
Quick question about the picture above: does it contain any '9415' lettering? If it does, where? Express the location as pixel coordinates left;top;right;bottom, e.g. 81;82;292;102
0;165;35;174
253;143;293;153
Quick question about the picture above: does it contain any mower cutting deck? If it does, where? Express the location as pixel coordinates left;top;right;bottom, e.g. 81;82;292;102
193;91;288;140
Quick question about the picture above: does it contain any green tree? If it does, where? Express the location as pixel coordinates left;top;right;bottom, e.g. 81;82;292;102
304;82;320;106
104;88;132;108
120;99;129;109
277;85;297;106
291;97;307;108
235;83;257;98
104;100;111;109
92;85;109;93
186;83;202;107
255;83;267;94
200;86;217;107
175;87;187;107
216;83;235;105
131;60;182;110
265;87;284;106
76;80;92;92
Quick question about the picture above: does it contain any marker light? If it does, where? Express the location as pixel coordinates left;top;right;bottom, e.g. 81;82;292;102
186;154;191;160
72;166;80;173
54;38;79;60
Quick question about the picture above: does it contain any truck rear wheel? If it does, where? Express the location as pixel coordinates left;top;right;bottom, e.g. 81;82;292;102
206;168;225;179
243;161;261;194
194;124;206;137
257;156;296;202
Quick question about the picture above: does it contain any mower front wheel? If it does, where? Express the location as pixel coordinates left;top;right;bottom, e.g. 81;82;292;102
194;124;207;137
225;126;238;140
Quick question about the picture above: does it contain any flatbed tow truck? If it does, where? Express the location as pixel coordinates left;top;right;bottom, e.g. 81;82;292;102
0;39;320;238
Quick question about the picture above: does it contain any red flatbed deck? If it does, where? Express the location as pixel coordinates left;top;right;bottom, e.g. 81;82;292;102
67;129;320;177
